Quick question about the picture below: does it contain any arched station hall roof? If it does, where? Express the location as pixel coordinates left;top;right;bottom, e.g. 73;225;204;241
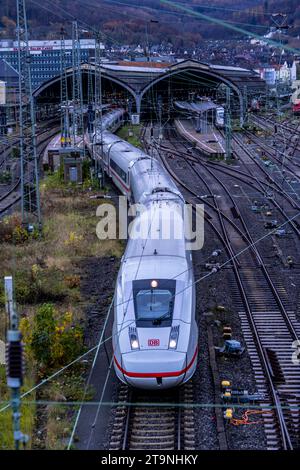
33;58;266;100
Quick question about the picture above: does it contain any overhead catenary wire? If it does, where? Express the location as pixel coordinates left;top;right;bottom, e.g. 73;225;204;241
0;400;299;410
66;298;114;449
2;0;300;442
105;0;283;16
68;197;160;449
160;0;300;55
1;205;299;415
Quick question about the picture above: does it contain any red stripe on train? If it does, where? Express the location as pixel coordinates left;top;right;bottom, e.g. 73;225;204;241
114;347;198;378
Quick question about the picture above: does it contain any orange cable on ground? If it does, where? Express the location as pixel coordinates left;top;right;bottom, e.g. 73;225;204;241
230;409;273;426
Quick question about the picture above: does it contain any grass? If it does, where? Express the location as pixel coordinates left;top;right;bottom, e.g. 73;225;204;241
0;167;124;449
116;123;143;148
0;365;36;450
0;188;123;304
39;365;94;450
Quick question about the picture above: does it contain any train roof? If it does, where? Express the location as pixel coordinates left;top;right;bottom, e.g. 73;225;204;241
121;255;190;284
95;130;147;170
124;202;187;262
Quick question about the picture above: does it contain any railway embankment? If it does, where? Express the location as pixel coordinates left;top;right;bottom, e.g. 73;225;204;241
0;169;124;449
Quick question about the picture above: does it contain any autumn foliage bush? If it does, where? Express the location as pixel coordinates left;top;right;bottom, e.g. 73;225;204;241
0;214;26;243
20;303;84;371
0;214;39;244
64;274;80;289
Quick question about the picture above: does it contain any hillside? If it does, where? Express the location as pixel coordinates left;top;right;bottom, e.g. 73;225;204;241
1;0;300;48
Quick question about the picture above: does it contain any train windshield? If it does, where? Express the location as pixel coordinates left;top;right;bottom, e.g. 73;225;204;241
133;279;176;327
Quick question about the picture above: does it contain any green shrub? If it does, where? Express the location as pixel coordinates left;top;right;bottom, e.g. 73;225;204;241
42;166;64;190
0;266;66;307
11;147;20;159
30;303;56;366
0;170;12;184
14;267;65;305
22;304;84;370
82;159;91;180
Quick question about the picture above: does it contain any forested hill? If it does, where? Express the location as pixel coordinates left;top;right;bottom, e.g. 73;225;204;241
1;0;300;47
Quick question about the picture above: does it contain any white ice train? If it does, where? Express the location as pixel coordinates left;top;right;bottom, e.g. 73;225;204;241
87;109;198;389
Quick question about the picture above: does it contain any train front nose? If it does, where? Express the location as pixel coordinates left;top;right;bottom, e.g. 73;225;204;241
115;350;187;389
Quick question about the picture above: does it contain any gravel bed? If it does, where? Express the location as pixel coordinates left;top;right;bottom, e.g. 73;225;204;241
77;124;299;450
162;131;268;449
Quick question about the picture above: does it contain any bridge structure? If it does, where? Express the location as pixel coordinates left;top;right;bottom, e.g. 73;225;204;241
34;59;266;125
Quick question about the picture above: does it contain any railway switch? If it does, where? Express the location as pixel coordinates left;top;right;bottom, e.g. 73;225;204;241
221;380;264;404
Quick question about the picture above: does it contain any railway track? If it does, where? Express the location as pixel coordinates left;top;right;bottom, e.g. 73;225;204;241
0;126;60;216
0;117;59;160
109;382;196;450
251;115;300;137
232;133;300;209
249;115;300;166
155;126;300;450
243;129;300;173
158;135;300;240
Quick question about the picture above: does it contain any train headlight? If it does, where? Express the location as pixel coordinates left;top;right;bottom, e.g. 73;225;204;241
129;327;140;350
169;325;180;350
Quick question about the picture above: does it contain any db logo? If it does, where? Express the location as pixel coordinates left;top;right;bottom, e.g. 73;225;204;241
148;339;160;347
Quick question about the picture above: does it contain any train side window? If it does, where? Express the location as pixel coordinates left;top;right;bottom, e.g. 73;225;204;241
111;159;127;183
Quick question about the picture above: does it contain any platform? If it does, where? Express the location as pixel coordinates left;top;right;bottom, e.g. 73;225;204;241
175;119;225;157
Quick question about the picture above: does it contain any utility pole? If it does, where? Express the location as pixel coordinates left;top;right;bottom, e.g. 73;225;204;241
271;13;290;117
271;13;289;34
271;13;291;170
16;0;41;230
150;124;154;171
243;85;248;126
157;94;163;140
94;32;104;187
72;21;84;144
5;276;28;450
87;57;94;107
167;76;171;121
225;87;232;160
87;57;95;138
265;83;269;113
60;27;71;148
